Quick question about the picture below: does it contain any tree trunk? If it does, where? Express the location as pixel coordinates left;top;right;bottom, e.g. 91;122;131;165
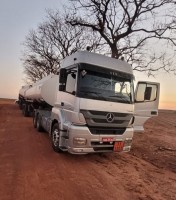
110;43;121;59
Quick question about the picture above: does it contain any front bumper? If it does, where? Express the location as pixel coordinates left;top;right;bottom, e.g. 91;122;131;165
67;125;134;154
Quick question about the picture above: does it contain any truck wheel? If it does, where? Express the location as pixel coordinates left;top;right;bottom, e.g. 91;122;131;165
23;104;29;117
36;114;43;132
51;123;63;153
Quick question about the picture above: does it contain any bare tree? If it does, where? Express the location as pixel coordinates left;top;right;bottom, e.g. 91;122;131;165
66;0;176;75
22;29;59;83
22;10;103;83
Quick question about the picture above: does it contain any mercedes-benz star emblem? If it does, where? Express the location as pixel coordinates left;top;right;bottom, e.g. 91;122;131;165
106;113;114;123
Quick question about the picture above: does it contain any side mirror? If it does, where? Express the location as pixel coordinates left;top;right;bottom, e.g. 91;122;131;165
59;68;67;91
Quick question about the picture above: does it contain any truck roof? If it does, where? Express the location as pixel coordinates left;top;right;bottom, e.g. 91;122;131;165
61;51;133;75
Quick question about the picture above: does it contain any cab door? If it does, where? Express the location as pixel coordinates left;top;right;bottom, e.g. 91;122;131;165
134;81;160;132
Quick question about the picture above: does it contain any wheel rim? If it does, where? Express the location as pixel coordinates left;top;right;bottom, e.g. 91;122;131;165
52;129;59;147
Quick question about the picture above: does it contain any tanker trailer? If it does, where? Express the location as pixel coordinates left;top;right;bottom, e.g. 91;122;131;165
18;85;32;110
20;74;59;117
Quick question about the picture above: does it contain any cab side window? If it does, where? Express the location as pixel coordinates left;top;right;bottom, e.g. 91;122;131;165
65;73;76;95
136;83;157;102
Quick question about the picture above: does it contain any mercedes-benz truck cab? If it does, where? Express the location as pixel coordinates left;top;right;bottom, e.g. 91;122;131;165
50;51;160;154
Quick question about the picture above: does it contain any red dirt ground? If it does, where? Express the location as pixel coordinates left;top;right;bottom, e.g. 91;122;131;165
0;99;176;200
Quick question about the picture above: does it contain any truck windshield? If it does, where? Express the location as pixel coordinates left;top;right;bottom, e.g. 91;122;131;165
77;65;134;104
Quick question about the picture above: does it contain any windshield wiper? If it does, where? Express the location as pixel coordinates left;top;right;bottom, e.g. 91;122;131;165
83;91;101;95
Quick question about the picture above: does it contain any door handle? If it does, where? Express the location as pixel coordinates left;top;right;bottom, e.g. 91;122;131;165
151;111;157;115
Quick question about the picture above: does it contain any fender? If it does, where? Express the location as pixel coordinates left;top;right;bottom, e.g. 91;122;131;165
50;102;68;135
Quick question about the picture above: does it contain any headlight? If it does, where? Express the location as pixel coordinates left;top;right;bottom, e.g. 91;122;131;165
124;138;132;147
73;137;87;145
123;138;132;152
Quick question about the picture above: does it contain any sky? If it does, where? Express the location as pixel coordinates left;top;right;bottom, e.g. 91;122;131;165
0;0;175;110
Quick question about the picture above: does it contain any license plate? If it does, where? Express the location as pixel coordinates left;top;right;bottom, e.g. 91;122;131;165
113;141;124;152
102;137;113;142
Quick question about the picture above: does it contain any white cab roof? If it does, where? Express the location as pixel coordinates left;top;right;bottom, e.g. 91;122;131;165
61;51;133;75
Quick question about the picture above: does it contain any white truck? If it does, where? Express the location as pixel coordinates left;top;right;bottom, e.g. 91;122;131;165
19;51;160;154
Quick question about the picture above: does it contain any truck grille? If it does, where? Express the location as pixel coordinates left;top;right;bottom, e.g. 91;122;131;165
89;127;126;135
91;141;114;152
80;110;132;128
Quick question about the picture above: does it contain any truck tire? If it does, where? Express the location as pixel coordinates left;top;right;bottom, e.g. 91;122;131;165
51;123;63;153
22;104;29;117
36;114;43;132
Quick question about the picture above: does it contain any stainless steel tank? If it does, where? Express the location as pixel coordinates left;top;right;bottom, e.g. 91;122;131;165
25;74;59;106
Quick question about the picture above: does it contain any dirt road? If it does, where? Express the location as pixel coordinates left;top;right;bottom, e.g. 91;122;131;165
0;99;176;200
